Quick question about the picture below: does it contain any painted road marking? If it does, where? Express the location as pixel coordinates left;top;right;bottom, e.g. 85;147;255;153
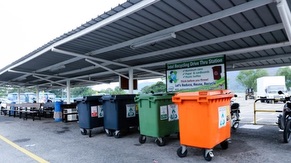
240;125;263;129
0;134;49;163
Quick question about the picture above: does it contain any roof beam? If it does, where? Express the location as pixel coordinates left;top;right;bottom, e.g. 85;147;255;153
85;59;129;79
33;42;291;87
277;0;291;43
8;70;65;80
227;53;291;66
133;42;291;68
51;43;291;83
35;57;81;73
0;80;34;87
16;0;274;84
118;23;284;62
57;63;164;76
133;67;164;76
22;41;291;88
8;69;105;85
33;74;107;84
12;57;81;81
50;48;164;76
51;48;129;68
84;59;165;82
44;24;283;78
33;75;65;86
0;0;159;75
227;63;291;71
88;0;274;56
58;66;96;76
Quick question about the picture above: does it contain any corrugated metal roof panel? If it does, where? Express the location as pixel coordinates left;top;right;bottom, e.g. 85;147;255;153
1;0;291;89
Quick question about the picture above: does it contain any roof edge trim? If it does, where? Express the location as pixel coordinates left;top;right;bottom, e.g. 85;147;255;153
0;0;160;75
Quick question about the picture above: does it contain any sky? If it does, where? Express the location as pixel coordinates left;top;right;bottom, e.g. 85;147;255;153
0;0;126;70
0;0;162;91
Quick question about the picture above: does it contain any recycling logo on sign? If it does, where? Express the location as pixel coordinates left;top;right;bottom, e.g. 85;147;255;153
98;105;104;118
218;106;227;128
168;104;178;121
126;104;136;118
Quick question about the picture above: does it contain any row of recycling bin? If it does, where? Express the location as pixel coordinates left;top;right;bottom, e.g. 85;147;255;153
75;91;233;161
77;95;139;138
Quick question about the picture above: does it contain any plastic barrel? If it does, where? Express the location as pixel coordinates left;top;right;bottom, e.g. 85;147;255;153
10;102;16;116
54;101;62;122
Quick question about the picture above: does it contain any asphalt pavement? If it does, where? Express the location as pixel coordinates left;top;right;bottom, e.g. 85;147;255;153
0;95;290;163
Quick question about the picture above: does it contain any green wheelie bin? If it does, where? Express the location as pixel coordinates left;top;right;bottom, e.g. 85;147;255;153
135;93;179;146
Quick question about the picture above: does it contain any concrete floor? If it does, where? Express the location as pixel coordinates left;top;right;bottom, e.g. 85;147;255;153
0;97;290;163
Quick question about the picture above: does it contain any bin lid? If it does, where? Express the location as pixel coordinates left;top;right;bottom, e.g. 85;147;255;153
172;90;233;103
135;93;174;102
102;94;136;101
75;96;102;102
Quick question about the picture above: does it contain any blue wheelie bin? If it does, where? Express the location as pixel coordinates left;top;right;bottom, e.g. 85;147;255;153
102;94;138;138
76;96;104;137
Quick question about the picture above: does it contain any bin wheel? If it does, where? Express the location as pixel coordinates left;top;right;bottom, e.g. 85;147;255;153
155;137;166;146
204;150;214;161
105;129;113;137
80;129;87;135
139;135;146;144
114;132;121;138
232;121;239;130
283;119;291;143
220;140;229;150
177;146;187;158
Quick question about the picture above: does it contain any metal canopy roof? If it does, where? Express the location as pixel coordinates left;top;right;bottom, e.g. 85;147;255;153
1;0;291;90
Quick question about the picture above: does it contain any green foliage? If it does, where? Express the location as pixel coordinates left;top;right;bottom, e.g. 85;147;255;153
276;67;291;90
0;87;7;97
140;81;166;94
70;87;96;97
98;86;126;95
49;89;63;98
42;87;96;98
236;69;268;91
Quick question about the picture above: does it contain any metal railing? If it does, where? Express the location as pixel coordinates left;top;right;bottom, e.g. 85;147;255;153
253;98;282;125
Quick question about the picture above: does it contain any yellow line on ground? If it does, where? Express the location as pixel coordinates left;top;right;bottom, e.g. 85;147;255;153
0;134;49;163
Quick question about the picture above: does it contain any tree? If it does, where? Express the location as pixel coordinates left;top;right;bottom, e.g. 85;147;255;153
111;87;126;95
98;86;126;95
49;89;63;98
0;87;8;97
276;67;291;90
70;86;96;97
236;69;268;91
140;81;166;94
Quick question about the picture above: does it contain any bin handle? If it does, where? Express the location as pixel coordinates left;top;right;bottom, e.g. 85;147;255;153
172;97;181;103
197;97;208;103
134;97;140;102
172;96;209;103
109;97;115;103
148;96;156;102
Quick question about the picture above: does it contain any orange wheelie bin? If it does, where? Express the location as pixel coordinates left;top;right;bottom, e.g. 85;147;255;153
172;90;233;161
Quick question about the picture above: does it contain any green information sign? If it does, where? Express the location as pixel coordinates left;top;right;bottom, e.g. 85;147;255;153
166;56;226;92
